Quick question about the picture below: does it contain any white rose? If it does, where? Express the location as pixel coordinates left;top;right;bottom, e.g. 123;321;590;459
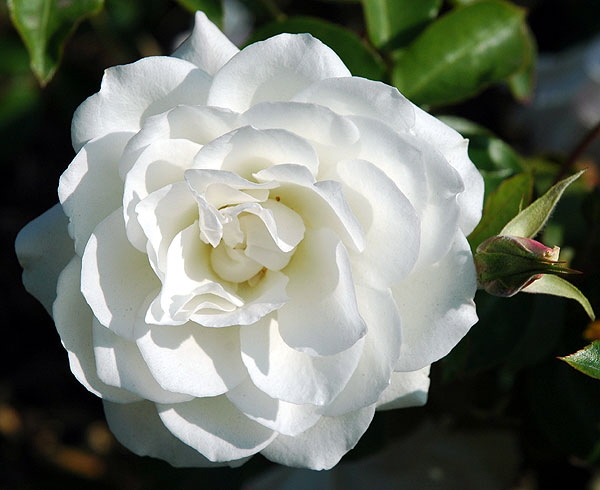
16;12;483;470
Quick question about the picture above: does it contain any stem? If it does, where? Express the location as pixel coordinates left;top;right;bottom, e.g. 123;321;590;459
555;120;600;184
260;0;286;21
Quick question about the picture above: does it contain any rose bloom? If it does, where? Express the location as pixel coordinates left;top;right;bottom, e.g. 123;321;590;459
16;12;483;470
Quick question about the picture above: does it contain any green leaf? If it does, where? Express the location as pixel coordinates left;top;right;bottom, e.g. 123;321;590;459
361;0;442;50
501;170;584;238
392;0;529;106
250;16;386;80
468;172;534;251
175;0;223;26
523;274;595;321
8;0;105;86
507;23;537;102
560;341;600;380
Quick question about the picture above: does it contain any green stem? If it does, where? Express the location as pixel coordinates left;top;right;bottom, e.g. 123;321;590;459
555;120;600;184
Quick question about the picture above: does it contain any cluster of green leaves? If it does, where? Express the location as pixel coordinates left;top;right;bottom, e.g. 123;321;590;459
9;0;535;106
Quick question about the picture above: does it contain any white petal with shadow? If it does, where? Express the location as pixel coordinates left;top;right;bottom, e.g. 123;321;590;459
241;316;363;406
59;132;133;256
81;209;159;340
72;57;211;151
393;232;478;372
15;204;74;313
53;257;140;403
226;378;323;436
208;33;350;112
261;404;376;470
158;396;277;462
277;228;366;357
104;400;249;467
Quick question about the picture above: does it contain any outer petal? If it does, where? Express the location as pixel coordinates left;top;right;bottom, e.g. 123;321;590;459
324;286;402;416
53;257;140;403
172;11;239;75
412;105;484;235
261;404;376;470
207;33;350;112
226;378;323;436
277;228;367;357
337;159;419;289
81;209;160;340
92;319;193;403
157;396;277;462
15;204;74;313
72;57;211;151
103;400;248;467
292;77;415;133
240;316;364;406
135;320;246;397
393;232;478;372
59;132;133;256
376;367;431;411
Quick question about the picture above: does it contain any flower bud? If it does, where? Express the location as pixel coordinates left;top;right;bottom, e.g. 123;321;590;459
474;235;578;297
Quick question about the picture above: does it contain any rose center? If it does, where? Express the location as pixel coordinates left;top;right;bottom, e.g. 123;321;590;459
208;199;305;284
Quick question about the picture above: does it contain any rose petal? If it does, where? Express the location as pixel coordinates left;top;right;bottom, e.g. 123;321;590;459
393;232;478;372
208;33;350;112
240;316;364;406
190;270;290;328
123;138;202;253
192;125;320;181
376;367;431;411
277;228;367;357
157;396;277;462
103;400;248;467
261;404;376;470
81;209;160;340
135;181;198;275
146;222;240;326
292;77;415;133
72;57;211;151
135;320;246;397
92;319;193;403
345;115;427;212
226;378;323;436
412;105;484;235
254;164;364;253
241;102;360;171
324;286;402;416
15;204;74;313
172;11;239;76
337;158;420;288
53;257;140;403
119;105;239;181
58;132;132;256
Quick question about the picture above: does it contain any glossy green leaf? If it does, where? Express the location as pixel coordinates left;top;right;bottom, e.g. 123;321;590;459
560;341;600;380
468;173;534;251
523;274;595;321
8;0;104;86
392;0;529;106
501;170;584;238
175;0;222;26
361;0;442;50
250;16;386;80
508;23;537;102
